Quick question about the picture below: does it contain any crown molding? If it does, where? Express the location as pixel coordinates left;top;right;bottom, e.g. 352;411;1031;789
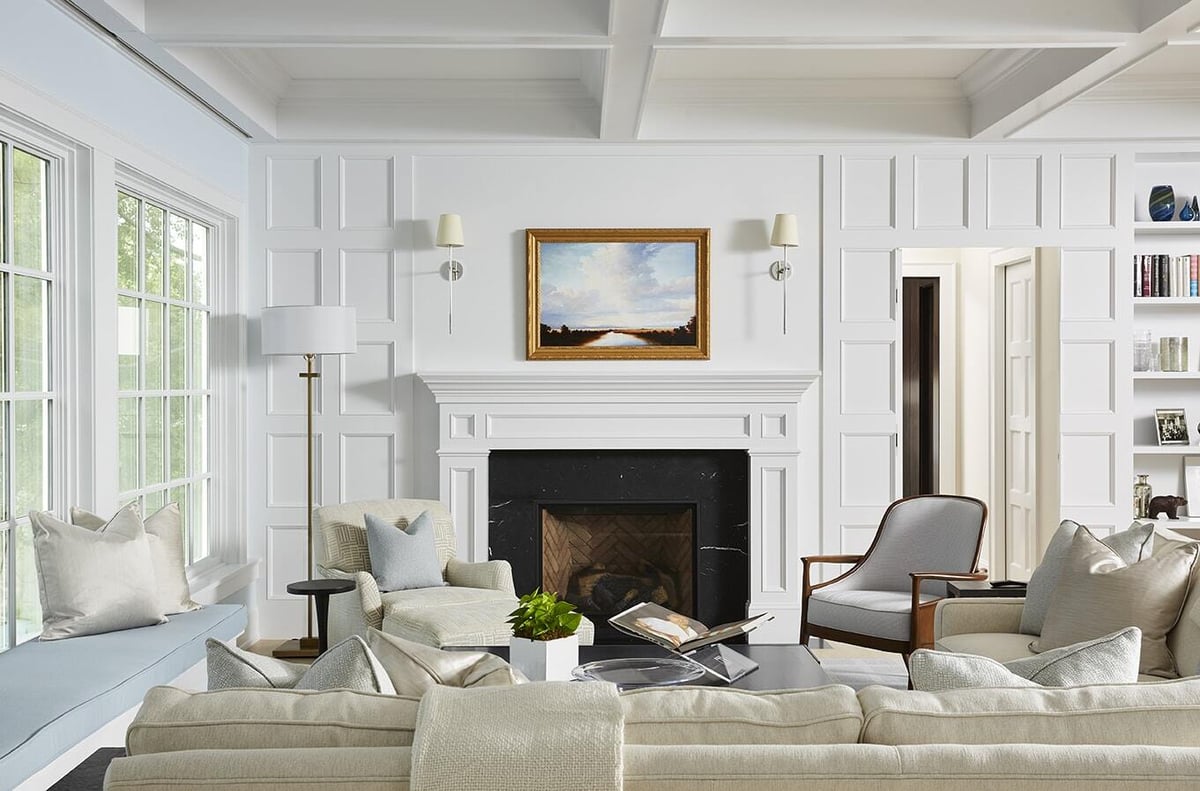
957;48;1042;99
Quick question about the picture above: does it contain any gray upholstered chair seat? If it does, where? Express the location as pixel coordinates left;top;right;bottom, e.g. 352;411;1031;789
935;631;1037;663
382;585;513;611
807;589;941;641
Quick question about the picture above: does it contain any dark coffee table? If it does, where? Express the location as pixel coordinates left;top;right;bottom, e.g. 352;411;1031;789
480;643;833;691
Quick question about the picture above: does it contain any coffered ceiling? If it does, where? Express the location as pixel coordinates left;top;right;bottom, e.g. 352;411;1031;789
66;0;1200;142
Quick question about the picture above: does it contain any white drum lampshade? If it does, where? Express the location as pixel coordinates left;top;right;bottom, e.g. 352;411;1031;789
261;305;357;357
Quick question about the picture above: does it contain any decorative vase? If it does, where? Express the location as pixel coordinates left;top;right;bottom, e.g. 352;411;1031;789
1134;474;1153;519
1149;185;1176;222
1191;196;1198;221
509;634;579;681
1181;199;1195;222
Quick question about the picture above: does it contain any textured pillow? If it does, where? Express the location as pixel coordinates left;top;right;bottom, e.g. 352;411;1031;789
206;636;396;694
366;629;525;695
365;510;444;591
1020;520;1153;636
72;503;200;615
30;508;167;639
910;628;1142;691
1033;528;1199;678
1153;524;1200;677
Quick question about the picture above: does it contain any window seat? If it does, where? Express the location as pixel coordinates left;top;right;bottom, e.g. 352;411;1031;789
0;603;245;789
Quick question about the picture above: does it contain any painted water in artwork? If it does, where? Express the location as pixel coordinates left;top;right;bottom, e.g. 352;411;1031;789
537;241;699;348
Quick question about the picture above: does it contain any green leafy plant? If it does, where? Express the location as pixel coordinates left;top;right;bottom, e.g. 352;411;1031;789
507;588;582;641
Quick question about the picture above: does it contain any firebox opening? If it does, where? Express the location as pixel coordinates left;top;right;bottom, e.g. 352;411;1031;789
540;502;696;623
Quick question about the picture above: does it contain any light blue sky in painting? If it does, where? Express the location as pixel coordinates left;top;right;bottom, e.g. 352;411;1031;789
539;241;697;329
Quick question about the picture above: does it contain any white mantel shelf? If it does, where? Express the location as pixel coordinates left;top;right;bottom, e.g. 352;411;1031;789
418;369;821;644
418;371;820;404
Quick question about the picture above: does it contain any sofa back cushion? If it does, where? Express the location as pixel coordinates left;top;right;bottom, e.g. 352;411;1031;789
1154;524;1200;677
127;686;421;755
621;685;862;745
859;678;1200;746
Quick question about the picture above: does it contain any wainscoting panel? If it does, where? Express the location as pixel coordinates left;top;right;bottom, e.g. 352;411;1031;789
265;524;308;600
840;249;896;323
1060;433;1116;507
340;433;396;503
340;249;395;323
1060;155;1115;229
1060;340;1115;415
267;156;322;230
1059;249;1115;322
267;433;323;508
339;156;395;230
340;341;396;416
839;341;896;415
841;156;896;230
914;155;968;230
987;155;1042;229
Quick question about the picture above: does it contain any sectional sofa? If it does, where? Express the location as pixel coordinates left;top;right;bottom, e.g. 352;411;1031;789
104;676;1200;789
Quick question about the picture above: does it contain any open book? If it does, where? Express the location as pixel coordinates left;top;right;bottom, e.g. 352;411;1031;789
608;602;774;654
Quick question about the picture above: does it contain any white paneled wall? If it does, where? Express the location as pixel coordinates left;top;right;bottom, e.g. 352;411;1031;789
249;143;1130;638
250;153;414;634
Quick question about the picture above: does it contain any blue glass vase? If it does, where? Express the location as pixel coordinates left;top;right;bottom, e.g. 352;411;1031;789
1181;198;1195;222
1149;185;1176;222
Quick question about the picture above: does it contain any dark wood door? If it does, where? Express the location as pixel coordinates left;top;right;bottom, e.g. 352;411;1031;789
902;277;940;496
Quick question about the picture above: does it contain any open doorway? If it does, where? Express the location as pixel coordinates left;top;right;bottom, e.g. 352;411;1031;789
899;248;1059;579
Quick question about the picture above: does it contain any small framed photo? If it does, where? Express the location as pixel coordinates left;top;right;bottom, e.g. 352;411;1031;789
1156;408;1190;445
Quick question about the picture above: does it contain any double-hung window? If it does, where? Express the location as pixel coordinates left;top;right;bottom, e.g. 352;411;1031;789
0;139;54;649
116;191;211;566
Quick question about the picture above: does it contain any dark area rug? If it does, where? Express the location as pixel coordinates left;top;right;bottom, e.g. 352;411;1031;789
48;747;124;791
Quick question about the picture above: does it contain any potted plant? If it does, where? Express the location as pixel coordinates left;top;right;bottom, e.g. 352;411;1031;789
507;588;583;681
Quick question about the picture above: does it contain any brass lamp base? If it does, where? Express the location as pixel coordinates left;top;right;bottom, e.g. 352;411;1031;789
272;636;320;659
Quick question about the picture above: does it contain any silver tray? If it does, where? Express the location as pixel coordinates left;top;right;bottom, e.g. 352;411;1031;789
571;656;706;690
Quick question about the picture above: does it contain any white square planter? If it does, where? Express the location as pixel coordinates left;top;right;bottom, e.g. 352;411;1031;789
509;634;579;681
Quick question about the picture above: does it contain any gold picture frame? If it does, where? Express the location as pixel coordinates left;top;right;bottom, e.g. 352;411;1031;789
526;228;710;360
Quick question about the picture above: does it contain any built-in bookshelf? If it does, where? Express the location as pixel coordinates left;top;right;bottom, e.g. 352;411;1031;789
1132;154;1200;522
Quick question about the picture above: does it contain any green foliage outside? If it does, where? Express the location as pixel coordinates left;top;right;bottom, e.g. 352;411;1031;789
507;588;583;641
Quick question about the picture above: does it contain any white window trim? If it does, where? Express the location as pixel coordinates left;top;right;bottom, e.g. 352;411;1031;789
113;164;246;580
0;108;84;648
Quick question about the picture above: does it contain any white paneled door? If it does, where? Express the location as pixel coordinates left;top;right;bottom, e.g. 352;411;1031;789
999;251;1038;582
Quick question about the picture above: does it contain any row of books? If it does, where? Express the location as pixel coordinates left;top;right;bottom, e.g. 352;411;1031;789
1135;254;1200;298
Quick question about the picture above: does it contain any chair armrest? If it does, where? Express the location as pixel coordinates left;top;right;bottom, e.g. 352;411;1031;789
933;597;1027;640
801;554;865;598
317;565;384;632
909;570;990;584
445;558;516;594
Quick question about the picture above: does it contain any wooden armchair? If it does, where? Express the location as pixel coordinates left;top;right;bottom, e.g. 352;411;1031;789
800;495;988;658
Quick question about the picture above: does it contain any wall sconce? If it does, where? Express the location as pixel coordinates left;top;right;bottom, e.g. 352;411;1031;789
436;213;465;334
769;213;799;334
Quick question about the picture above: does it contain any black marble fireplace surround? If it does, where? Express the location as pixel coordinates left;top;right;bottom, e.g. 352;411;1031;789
488;449;749;643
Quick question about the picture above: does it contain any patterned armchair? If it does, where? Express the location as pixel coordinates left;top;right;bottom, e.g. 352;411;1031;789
315;498;594;647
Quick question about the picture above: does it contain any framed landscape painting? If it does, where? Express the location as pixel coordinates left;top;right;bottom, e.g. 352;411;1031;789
526;228;710;360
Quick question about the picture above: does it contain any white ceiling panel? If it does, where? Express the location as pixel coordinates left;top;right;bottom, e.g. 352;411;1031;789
257;47;591;81
654;49;985;81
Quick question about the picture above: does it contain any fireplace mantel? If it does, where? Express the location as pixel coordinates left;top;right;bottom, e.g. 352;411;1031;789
417;370;820;643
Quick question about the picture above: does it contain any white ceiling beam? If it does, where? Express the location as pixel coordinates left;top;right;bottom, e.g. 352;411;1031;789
661;0;1147;39
144;0;609;43
598;0;666;140
969;0;1200;138
655;36;1130;50
55;0;277;138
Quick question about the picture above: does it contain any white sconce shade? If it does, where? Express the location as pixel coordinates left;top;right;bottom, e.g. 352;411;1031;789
261;305;358;356
117;304;140;356
436;213;465;248
770;213;800;247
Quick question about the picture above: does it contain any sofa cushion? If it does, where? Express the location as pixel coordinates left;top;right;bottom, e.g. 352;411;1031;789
206;636;395;694
1154;524;1200;678
1034;528;1199;678
30;508;166;640
934;631;1037;662
859;677;1200;746
105;747;411;791
912;628;1142;691
1021;520;1153;636
366;510;445;591
126;686;421;755
805;589;939;641
620;685;862;745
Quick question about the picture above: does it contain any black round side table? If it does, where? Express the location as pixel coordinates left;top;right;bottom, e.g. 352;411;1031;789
286;579;356;654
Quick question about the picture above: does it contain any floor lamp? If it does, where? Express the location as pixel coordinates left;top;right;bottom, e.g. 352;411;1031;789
260;305;357;658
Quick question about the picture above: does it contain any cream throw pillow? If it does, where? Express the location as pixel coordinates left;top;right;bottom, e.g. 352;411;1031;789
910;627;1142;691
1033;528;1199;678
206;636;396;694
30;507;167;639
366;629;525;694
72;504;199;615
